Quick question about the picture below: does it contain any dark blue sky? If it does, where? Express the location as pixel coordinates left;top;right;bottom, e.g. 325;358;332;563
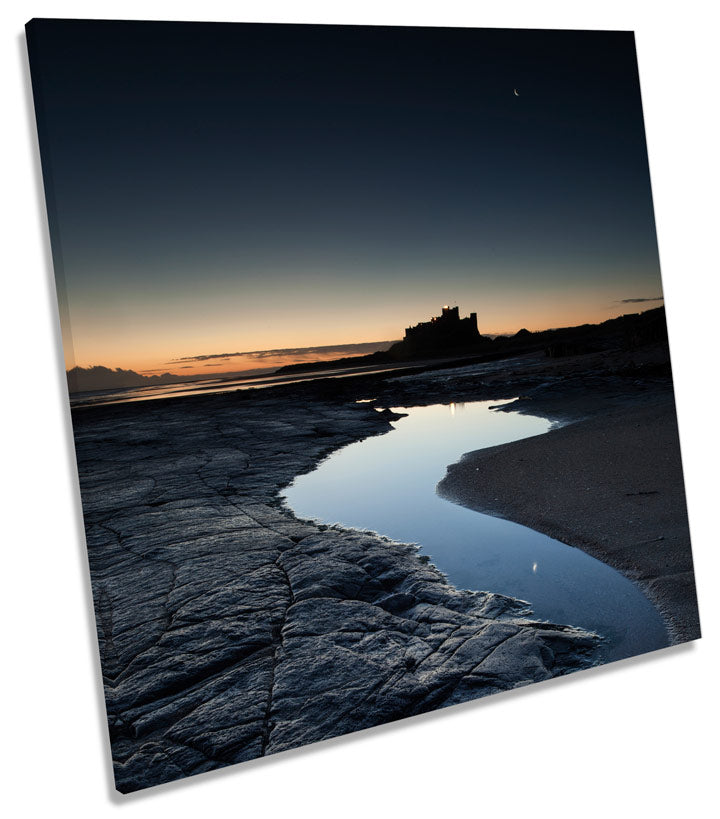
28;20;663;373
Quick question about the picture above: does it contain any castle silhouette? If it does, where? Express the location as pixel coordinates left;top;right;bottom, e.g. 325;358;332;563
400;305;481;354
277;304;669;376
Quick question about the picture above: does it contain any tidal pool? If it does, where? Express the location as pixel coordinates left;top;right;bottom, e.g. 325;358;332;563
282;400;669;662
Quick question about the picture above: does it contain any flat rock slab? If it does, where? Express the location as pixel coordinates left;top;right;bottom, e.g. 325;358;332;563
72;390;598;793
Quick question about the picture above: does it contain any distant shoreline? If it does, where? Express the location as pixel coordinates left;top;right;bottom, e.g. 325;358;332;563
67;306;666;401
68;350;533;409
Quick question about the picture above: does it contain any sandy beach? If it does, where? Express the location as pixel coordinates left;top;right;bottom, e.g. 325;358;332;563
438;392;700;644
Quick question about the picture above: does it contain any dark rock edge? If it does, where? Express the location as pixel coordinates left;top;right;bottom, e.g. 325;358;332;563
73;382;601;794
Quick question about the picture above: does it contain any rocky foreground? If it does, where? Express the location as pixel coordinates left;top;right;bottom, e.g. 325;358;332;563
74;385;599;793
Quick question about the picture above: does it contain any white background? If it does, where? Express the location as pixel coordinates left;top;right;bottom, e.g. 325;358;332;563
2;2;717;816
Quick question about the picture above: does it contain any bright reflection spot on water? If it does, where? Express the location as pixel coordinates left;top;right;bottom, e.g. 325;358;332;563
283;399;668;662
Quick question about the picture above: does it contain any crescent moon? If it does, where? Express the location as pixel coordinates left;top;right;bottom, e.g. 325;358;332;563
513;88;519;96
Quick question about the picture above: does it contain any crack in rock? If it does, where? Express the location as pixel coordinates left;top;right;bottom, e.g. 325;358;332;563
70;391;599;793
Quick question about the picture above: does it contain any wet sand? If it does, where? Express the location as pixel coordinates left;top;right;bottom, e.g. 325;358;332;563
438;394;701;644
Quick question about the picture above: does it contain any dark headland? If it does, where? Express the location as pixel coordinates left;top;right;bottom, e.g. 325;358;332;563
278;304;670;374
74;304;699;792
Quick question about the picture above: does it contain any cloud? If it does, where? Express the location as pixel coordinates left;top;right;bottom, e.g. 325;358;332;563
168;340;397;364
618;296;664;304
66;365;189;393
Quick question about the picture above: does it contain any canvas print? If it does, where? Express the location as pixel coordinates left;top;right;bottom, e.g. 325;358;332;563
27;19;701;793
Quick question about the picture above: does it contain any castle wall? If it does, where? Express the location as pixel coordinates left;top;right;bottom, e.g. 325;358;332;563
402;306;480;352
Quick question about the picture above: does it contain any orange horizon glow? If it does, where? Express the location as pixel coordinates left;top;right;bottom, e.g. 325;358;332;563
62;297;663;378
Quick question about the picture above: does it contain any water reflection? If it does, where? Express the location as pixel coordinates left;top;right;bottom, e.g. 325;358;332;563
283;400;668;662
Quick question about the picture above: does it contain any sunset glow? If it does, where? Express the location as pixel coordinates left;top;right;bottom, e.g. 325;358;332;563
29;22;663;381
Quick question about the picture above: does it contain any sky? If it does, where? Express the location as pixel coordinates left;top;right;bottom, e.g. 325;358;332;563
27;20;664;377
